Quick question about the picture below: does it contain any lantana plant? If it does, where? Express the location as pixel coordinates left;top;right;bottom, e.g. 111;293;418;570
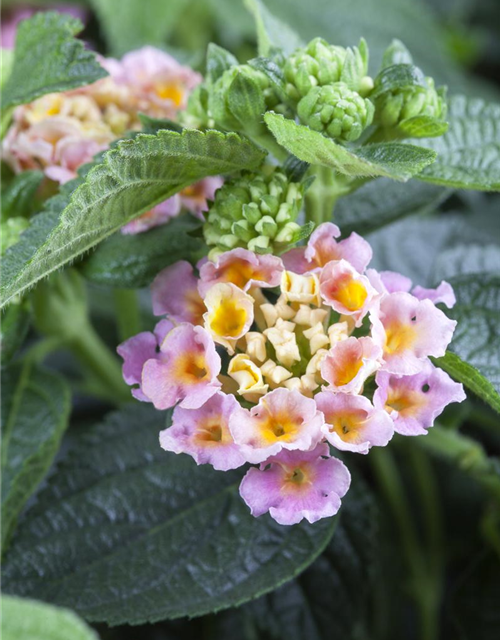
1;2;500;640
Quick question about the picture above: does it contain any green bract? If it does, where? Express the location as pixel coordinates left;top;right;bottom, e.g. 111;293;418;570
204;166;304;255
283;37;371;102
297;83;375;142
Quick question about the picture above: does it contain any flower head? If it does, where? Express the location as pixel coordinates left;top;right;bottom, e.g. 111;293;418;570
320;259;378;324
239;444;351;525
321;336;382;394
152;261;205;325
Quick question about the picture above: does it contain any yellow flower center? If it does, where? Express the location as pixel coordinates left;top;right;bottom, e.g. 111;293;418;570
261;413;299;444
176;353;209;383
385;388;423;416
332;358;363;387
335;279;368;311
384;322;417;355
155;82;184;106
209;298;248;338
329;409;367;442
195;421;224;444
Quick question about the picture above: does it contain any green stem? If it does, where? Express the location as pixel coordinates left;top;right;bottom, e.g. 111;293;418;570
416;426;500;502
70;319;130;403
370;447;437;640
304;165;359;226
114;288;141;342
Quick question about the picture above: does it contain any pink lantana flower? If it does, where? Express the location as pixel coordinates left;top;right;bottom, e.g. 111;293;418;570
116;46;202;117
239;443;351;525
121;197;181;235
203;283;255;354
320;336;382;394
198;248;284;296
319;259;378;325
229;388;324;464
141;323;221;410
160;392;246;470
283;222;372;274
151;261;205;325
374;361;466;436
370;292;456;375
117;319;173;401
316;391;394;454
370;270;456;309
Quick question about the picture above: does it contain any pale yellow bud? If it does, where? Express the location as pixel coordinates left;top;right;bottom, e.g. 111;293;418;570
264;318;301;367
306;348;328;376
281;271;321;305
260;359;293;386
293;305;328;327
246;332;267;363
228;354;268;398
328;321;350;346
260;303;279;328
283;377;302;392
303;322;330;354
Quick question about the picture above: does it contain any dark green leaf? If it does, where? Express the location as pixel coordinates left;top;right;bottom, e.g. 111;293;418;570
434;352;500;415
1;170;44;220
227;71;266;128
2;12;107;109
442;274;500;410
264;112;437;180
244;0;303;56
138;112;183;134
0;301;31;367
451;551;500;640
418;95;500;191
1;595;99;640
0;129;266;309
1;363;71;550
335;178;449;236
206;43;238;84
89;0;190;56
81;215;205;288
2;404;336;624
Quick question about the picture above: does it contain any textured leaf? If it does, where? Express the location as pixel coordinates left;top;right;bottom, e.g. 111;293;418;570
442;274;500;408
335;178;449;236
451;552;500;640
0;300;31;367
418;96;500;191
215;473;378;640
398;115;449;139
81;215;205;288
371;63;428;99
434;352;500;415
0;129;266;308
1;595;98;640
1;363;71;549
1;170;44;219
2;12;107;109
206;43;238;84
89;0;190;56
264;112;436;180
244;0;303;56
2;404;336;625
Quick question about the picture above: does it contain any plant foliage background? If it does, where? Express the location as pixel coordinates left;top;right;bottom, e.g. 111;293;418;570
1;1;500;639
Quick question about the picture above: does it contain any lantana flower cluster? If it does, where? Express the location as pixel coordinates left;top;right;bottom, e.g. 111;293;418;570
2;46;221;235
118;222;465;525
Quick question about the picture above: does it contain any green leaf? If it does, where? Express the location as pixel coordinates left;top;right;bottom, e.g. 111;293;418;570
434;352;500;415
89;0;190;56
138;112;183;134
2;12;107;110
81;215;205;288
0;300;31;367
398;115;449;138
206;43;238;84
264;112;436;180
1;596;98;640
418;95;500;191
439;274;500;411
451;551;500;640
381;39;414;68
1;362;71;550
244;0;303;56
371;63;428;99
0;129;266;309
227;71;266;128
2;404;337;624
335;178;449;236
1;170;44;220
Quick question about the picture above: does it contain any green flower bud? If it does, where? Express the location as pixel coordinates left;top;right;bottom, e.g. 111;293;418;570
284;37;370;101
374;78;447;129
203;167;304;254
297;83;375;142
208;64;285;131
